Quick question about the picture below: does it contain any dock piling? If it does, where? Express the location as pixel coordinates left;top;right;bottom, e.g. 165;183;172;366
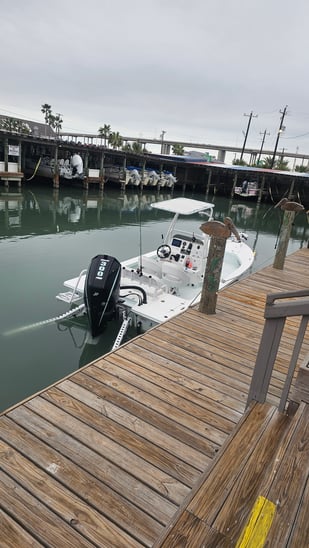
273;198;305;270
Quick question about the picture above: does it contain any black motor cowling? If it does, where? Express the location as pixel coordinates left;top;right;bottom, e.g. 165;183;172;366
84;254;121;337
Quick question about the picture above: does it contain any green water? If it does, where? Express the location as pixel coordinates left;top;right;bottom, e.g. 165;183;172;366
0;184;308;413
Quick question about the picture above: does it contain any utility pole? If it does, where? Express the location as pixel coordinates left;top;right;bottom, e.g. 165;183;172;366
270;105;288;169
257;129;270;165
293;146;299;171
240;111;258;161
160;130;166;154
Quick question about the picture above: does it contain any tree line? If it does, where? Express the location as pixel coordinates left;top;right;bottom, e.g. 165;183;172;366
232;156;308;172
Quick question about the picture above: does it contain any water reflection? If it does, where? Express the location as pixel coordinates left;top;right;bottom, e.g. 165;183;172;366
0;192;24;229
1;187;308;242
56;314;136;369
0;188;175;236
0;185;308;412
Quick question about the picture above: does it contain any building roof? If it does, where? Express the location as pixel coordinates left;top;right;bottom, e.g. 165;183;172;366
0;115;55;138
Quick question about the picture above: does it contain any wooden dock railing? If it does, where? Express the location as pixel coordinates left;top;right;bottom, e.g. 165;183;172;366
247;289;309;412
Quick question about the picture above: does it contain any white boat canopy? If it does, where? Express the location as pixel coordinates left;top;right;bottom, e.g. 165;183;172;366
150;197;214;216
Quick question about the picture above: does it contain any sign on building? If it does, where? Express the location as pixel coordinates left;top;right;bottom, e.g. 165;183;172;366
8;145;20;156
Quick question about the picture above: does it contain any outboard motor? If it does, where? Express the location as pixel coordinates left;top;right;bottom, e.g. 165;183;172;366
84;254;121;337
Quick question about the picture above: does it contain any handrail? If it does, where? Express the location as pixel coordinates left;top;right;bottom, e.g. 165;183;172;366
247;289;309;412
70;269;87;304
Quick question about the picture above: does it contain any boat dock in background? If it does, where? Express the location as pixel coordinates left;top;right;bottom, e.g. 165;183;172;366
1;126;309;206
0;247;308;546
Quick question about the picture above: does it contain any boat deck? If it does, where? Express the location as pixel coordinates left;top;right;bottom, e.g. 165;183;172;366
0;247;308;547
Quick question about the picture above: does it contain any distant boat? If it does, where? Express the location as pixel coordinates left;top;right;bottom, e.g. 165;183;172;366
25;153;84;182
124;167;176;188
234;180;259;199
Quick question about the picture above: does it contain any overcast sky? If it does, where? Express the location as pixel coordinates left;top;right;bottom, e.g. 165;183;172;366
1;0;309;161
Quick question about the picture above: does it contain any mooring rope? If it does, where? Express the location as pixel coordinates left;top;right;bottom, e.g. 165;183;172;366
3;304;86;336
26;157;42;181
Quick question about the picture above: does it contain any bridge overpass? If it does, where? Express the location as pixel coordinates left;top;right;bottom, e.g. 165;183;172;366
60;132;309;164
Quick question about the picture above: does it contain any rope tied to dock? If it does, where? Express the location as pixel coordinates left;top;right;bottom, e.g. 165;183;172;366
3;304;86;336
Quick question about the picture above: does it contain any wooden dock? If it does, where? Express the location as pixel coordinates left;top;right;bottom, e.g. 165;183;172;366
0;248;308;547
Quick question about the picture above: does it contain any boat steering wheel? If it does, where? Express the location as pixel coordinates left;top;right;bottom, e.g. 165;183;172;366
157;244;171;259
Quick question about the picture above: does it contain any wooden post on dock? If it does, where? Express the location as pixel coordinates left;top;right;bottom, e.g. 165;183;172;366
99;151;105;190
257;175;265;205
199;236;226;314
51;188;59;227
53;145;59;188
205;169;212;199
121;157;127;192
141;160;146;192
4;138;9;189
83;152;89;190
288;178;295;199
4;138;8;171
17;140;22;189
273;198;305;270
231;173;238;197
199;218;240;314
182;167;188;194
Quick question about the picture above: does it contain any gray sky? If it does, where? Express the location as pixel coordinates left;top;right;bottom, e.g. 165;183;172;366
1;0;309;161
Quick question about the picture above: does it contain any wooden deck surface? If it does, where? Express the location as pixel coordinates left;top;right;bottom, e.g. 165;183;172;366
0;247;308;547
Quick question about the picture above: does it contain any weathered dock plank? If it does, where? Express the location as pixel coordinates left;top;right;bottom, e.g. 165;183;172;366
155;402;309;547
0;247;308;546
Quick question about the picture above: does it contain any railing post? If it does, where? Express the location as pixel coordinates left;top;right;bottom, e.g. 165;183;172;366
247;290;309;410
246;316;285;406
278;315;308;412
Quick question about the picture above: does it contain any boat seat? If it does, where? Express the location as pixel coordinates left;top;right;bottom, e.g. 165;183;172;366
141;256;162;278
161;261;190;285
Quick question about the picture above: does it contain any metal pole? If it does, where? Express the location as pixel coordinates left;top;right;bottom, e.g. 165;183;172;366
160;130;166;154
240;111;258;161
257;129;270;164
270;105;288;169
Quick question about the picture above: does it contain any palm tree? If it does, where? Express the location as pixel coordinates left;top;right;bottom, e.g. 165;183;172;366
276;158;290;171
108;131;123;149
233;158;247;166
98;124;111;147
53;114;63;138
295;165;308;173
172;144;184;155
262;156;273;169
122;142;132;152
262;156;290;170
41;103;52;124
132;141;145;154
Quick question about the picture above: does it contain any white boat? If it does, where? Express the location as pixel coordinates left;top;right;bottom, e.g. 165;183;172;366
161;171;177;188
56;197;255;340
147;170;160;187
26;154;84;181
234;180;259;199
125;167;142;186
